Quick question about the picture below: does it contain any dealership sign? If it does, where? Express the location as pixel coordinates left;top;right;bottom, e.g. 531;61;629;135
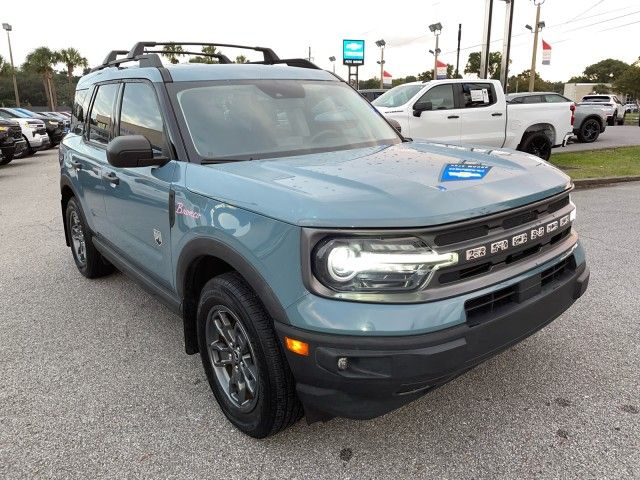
343;39;365;66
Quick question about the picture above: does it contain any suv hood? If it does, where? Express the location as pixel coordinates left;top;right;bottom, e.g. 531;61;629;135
187;142;571;228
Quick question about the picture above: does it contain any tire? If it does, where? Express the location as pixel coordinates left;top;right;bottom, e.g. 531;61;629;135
0;153;12;165
22;135;34;156
65;197;113;278
197;272;302;438
576;118;601;143
618;113;626;126
519;132;552;161
607;113;616;126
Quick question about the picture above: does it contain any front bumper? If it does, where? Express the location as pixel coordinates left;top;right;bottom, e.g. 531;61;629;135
276;254;589;421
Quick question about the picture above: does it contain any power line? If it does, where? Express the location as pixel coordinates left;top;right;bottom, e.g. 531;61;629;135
568;0;605;22
599;18;640;32
562;9;640;33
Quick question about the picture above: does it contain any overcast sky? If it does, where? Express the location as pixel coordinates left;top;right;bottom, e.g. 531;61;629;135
2;0;639;82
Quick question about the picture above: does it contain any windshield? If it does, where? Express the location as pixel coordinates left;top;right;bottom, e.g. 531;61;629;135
372;84;424;108
173;80;400;160
0;109;26;119
581;96;610;102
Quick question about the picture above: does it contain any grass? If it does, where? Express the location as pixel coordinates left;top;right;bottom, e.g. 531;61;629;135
624;112;639;126
550;146;640;180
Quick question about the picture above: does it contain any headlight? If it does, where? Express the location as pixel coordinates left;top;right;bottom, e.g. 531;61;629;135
0;126;7;132
312;237;458;293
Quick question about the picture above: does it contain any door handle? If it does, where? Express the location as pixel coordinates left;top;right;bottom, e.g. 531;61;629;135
102;171;119;185
447;115;460;119
70;159;82;170
491;112;503;117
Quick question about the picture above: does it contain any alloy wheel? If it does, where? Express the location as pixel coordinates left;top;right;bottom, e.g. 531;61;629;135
205;306;259;411
70;210;87;266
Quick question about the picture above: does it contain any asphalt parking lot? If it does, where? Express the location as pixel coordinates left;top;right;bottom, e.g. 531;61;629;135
1;150;638;479
561;125;640;153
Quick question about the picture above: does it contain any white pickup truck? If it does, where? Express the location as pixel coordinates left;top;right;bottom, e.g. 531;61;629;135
372;79;573;160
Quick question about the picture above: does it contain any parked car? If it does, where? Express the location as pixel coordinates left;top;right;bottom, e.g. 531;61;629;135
579;94;625;126
506;92;607;143
0;109;49;155
6;108;65;146
359;88;388;102
41;111;71;134
624;102;639;113
0;118;27;165
373;80;573;160
60;41;589;438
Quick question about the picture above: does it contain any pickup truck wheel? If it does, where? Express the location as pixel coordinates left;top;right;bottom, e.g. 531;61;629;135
22;135;34;156
577;118;601;143
0;154;12;165
65;198;113;278
618;113;626;126
607;113;616;126
520;132;552;160
197;272;302;438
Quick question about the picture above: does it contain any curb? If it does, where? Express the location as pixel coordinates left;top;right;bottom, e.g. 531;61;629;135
573;175;640;189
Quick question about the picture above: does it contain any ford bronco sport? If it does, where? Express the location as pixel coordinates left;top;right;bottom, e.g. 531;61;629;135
59;42;589;438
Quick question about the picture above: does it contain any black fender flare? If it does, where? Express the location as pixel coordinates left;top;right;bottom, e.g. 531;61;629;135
176;236;289;325
60;175;80;247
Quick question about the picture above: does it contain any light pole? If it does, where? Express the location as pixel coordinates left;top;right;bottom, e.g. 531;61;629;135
2;23;20;107
526;0;545;92
329;56;336;73
429;23;443;80
375;39;386;89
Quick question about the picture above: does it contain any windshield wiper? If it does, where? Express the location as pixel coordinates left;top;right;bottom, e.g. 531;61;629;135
201;156;258;164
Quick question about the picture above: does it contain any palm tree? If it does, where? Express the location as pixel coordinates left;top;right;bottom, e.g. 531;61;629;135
23;47;60;110
162;43;185;64
59;48;88;101
0;54;10;75
235;55;248;64
189;46;222;64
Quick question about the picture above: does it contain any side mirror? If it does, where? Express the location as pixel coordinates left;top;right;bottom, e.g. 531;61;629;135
413;101;432;117
106;135;166;168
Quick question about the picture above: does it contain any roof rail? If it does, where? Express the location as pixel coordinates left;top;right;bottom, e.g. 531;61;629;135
101;50;129;65
128;42;280;64
250;58;321;70
89;53;163;73
143;49;232;64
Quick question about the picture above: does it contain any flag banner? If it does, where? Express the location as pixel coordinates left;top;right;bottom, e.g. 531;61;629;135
436;60;448;79
383;70;393;86
542;39;551;65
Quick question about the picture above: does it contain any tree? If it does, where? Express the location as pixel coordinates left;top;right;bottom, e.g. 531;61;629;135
358;77;380;89
23;47;60;110
235;55;248;64
417;64;455;82
582;58;629;83
507;69;552;93
162;43;185;64
465;51;502;79
189;46;223;64
58;48;88;101
0;54;11;75
614;66;640;98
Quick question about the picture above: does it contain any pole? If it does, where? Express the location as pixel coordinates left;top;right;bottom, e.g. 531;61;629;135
480;0;494;78
455;24;462;78
6;30;20;107
379;46;384;89
500;0;514;91
433;33;439;80
529;3;541;92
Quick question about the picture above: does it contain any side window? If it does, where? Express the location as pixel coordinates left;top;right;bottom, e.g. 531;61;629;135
88;83;119;145
544;94;568;103
118;82;167;154
415;84;455;110
461;83;497;108
71;89;88;132
508;97;523;104
522;95;542;104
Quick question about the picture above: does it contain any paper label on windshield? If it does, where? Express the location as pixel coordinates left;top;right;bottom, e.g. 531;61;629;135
441;163;492;182
482;88;489;103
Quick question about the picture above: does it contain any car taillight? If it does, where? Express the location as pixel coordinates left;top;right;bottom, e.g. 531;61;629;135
570;104;575;126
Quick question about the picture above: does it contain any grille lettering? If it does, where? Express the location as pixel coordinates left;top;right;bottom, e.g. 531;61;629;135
512;233;528;246
491;240;509;254
466;246;487;261
531;226;545;240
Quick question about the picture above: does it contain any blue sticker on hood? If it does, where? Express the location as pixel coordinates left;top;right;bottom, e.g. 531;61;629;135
441;163;492;181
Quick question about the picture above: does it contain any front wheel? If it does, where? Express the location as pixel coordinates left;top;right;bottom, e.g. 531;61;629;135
197;272;302;438
618;113;626;126
607;113;616;126
519;132;552;160
0;152;13;165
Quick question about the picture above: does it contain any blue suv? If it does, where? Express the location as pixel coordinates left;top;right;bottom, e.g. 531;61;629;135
59;42;589;438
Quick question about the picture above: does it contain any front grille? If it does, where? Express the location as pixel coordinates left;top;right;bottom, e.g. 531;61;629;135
464;255;575;325
9;127;21;140
35;127;47;135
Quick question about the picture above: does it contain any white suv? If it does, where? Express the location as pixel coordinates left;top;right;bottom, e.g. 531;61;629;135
579;95;626;126
0;109;49;155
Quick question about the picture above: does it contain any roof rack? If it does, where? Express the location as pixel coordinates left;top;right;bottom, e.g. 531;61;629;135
128;42;280;64
90;41;321;73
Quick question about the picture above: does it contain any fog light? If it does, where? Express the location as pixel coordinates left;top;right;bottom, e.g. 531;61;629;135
337;357;349;371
